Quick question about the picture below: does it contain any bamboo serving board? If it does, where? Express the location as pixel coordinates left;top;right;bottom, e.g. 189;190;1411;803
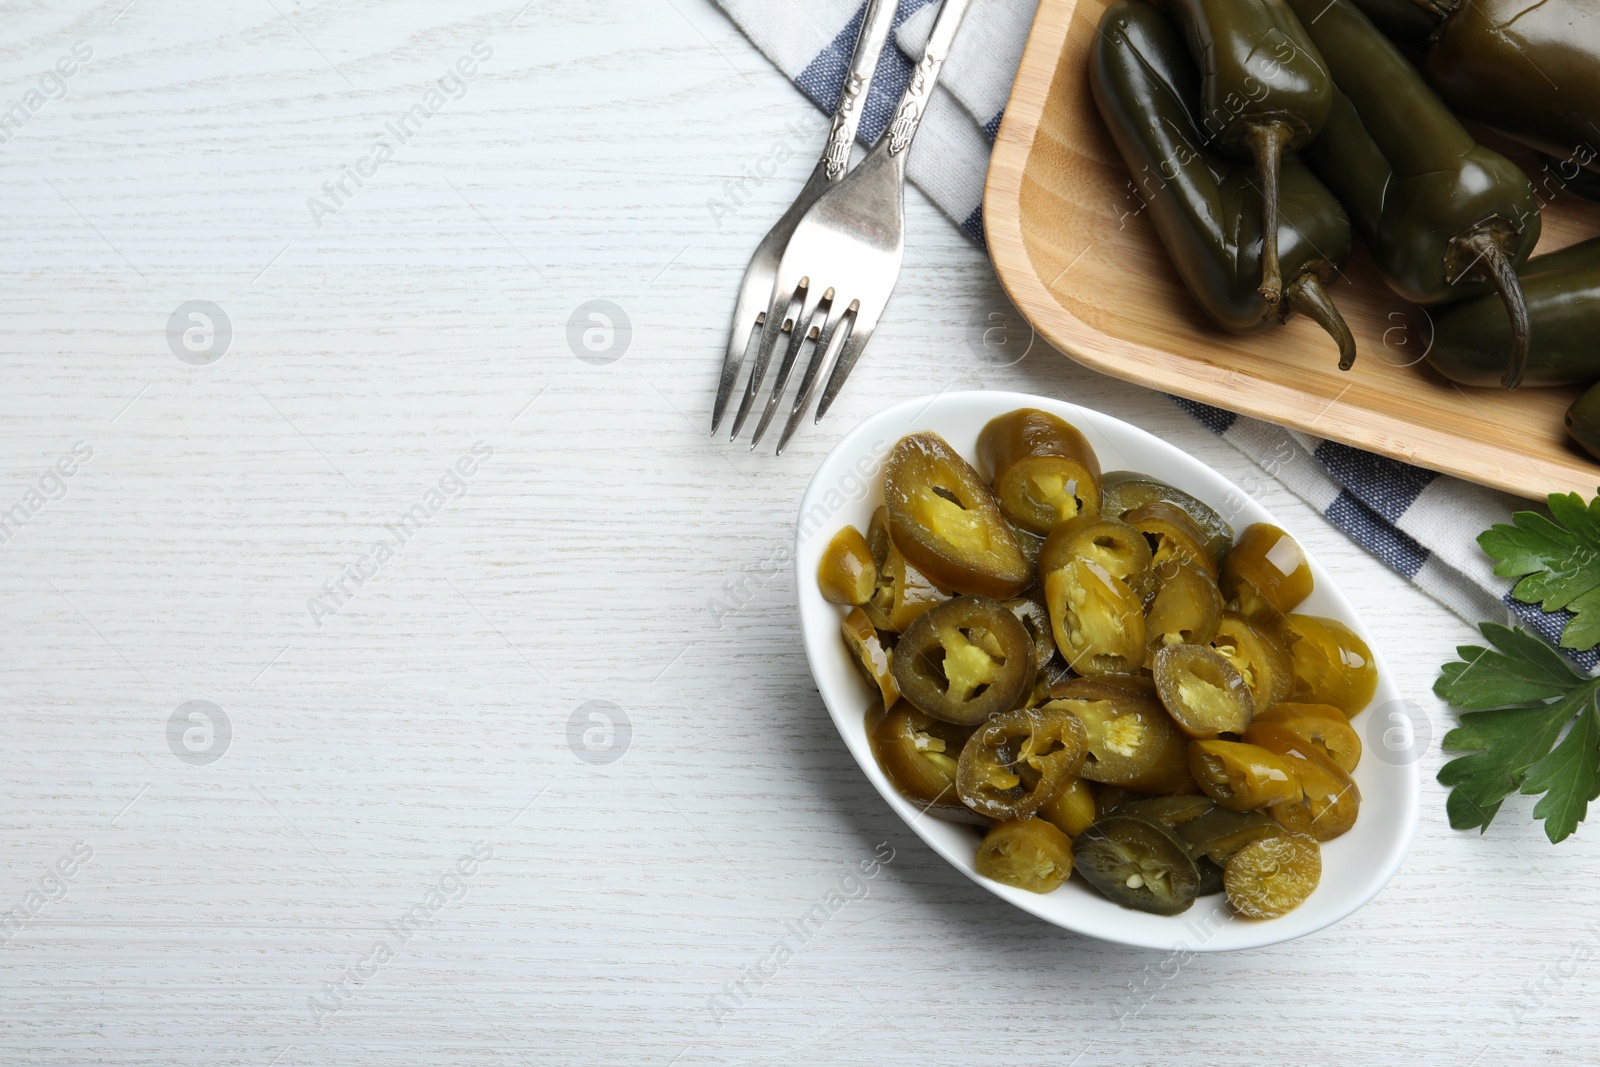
984;0;1600;500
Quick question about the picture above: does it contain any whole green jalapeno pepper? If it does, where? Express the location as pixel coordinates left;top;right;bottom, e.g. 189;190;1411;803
1423;238;1600;389
1161;0;1332;305
1409;0;1600;188
1566;380;1600;463
1285;0;1540;388
1092;0;1357;369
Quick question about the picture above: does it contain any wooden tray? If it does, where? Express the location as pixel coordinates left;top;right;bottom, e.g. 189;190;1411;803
984;0;1600;500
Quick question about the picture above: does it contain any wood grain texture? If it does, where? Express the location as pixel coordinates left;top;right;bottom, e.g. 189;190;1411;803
0;0;1596;1065
986;0;1600;500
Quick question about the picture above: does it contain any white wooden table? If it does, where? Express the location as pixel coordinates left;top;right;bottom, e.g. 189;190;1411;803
1;1;1594;1063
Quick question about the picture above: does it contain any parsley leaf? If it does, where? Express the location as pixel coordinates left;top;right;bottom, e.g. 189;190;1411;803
1478;491;1600;651
1437;622;1600;843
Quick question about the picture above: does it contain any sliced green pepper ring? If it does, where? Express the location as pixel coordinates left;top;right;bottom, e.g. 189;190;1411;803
1153;644;1255;738
974;818;1075;893
1188;740;1303;811
1101;473;1234;563
842;607;899;711
1176;806;1285;864
1220;523;1313;622
955;705;1087;820
866;702;985;823
1041;679;1193;792
1254;703;1361;773
1244;722;1361;841
891;595;1037;725
1074;813;1200;915
1044;558;1146;677
1039;776;1098;837
1124;500;1218;579
1272;613;1378;717
818;525;877;605
883;432;1031;599
1038;515;1153;592
1144;562;1223;666
1210;611;1293;709
862;506;948;633
976;408;1105;535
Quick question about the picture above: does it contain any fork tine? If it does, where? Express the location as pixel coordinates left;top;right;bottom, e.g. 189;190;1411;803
815;297;884;422
750;288;834;449
711;306;764;435
730;276;806;439
775;298;857;456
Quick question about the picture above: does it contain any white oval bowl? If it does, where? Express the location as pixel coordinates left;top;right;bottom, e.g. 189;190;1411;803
794;390;1418;952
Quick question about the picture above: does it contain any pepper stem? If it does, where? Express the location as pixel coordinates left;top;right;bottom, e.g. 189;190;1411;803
1249;122;1289;307
1453;229;1531;389
1283;272;1357;371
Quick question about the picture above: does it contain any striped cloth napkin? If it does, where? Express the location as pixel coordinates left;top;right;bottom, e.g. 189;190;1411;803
714;0;1590;662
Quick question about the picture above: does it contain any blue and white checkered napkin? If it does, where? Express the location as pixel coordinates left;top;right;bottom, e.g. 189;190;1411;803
716;0;1590;659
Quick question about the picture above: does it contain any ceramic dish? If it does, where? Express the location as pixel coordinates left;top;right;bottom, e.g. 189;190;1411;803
794;390;1418;951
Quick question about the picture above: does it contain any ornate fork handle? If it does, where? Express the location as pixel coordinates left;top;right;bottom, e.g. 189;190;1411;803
823;0;897;181
884;0;975;158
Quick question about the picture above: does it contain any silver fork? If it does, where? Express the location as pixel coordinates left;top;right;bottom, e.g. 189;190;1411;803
709;0;898;437
734;0;975;454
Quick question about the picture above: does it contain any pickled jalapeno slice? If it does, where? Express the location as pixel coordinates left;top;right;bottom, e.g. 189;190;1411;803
1224;832;1321;919
1153;644;1255;738
1074;814;1200;915
1188;740;1303;811
1043;680;1192;793
1177;807;1285;864
1268;759;1359;841
955;705;1087;820
975;818;1075;893
818;525;877;605
976;409;1104;535
1038;776;1098;838
842;607;899;710
868;703;978;818
1124;500;1218;579
1101;473;1234;563
1044;558;1146;676
1220;523;1313;621
1038;515;1153;591
1254;703;1361;773
892;595;1037;725
1273;614;1379;718
862;507;947;632
883;432;1031;599
1144;562;1223;665
1244;722;1361;841
1210;611;1293;708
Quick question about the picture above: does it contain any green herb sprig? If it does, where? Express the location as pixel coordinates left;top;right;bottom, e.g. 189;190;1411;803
1436;623;1600;843
1436;490;1600;842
